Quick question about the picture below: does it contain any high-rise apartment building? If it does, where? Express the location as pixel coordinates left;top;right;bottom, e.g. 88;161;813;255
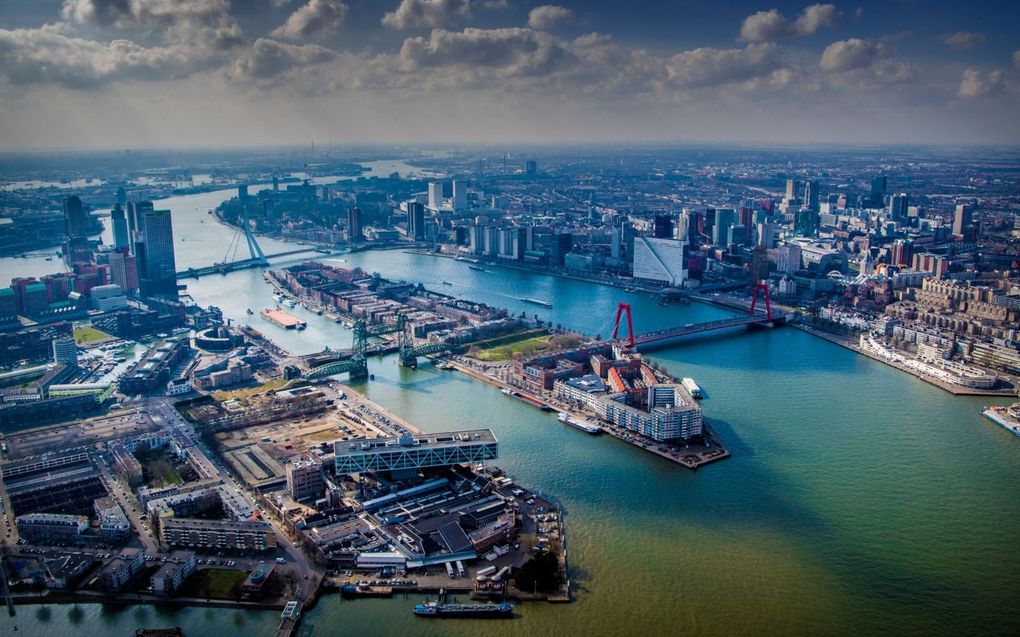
632;237;688;287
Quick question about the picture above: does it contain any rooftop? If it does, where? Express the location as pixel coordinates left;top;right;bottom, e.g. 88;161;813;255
334;429;497;458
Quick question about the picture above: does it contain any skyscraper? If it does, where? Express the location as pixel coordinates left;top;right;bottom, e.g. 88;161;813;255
785;179;798;202
134;206;178;298
63;195;88;238
712;209;736;247
889;193;909;222
127;200;153;239
803;180;820;211
952;203;973;237
452;180;467;211
427;182;443;211
525;160;537;176
347;207;363;242
632;237;688;287
108;249;138;293
407;202;426;241
111;204;129;250
795;209;820;237
653;214;674;239
870;176;887;207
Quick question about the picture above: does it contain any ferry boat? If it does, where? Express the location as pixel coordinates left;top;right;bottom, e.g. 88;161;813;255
413;601;513;619
982;403;1020;437
520;297;553;308
558;412;602;434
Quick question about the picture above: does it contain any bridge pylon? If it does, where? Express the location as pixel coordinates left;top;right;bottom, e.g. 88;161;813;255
749;280;772;322
612;302;635;349
348;320;369;380
397;314;418;368
241;206;268;266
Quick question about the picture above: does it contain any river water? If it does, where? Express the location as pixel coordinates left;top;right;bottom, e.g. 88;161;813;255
1;176;1018;637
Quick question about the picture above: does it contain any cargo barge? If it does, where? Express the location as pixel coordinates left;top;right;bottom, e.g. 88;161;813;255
413;601;514;618
261;308;307;330
504;389;555;412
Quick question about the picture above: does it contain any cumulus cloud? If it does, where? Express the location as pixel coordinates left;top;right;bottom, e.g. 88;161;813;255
271;0;348;40
61;0;242;50
382;0;471;30
528;5;572;30
0;23;209;88
820;38;880;72
740;3;839;42
940;31;986;51
400;27;574;77
958;68;1003;98
663;43;780;89
232;37;336;79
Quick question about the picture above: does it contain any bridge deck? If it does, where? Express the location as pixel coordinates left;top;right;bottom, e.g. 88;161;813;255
634;313;785;347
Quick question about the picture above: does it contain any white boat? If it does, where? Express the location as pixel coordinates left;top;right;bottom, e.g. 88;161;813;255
501;388;516;396
282;298;297;308
681;377;702;398
558;412;601;434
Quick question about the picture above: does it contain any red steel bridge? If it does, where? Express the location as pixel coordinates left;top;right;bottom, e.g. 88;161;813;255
612;282;788;351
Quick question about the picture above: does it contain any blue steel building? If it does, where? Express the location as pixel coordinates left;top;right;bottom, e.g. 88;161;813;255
334;430;498;477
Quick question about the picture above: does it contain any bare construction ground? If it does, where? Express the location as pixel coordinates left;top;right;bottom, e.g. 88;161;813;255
3;409;157;459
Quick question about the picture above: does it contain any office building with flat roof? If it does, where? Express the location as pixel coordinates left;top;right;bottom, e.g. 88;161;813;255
334;430;498;476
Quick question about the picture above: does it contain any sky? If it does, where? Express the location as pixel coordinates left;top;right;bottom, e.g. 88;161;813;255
0;0;1018;150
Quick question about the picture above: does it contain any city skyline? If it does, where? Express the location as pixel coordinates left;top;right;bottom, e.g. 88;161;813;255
1;0;1019;149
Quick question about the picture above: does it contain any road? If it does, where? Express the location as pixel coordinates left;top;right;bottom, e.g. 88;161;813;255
145;396;322;605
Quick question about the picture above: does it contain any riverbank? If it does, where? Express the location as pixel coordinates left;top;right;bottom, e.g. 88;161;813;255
404;249;666;296
795;323;1016;397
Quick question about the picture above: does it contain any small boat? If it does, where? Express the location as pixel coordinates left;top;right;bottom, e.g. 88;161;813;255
468;266;485;272
246;308;254;315
441;281;453;286
520;297;553;308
